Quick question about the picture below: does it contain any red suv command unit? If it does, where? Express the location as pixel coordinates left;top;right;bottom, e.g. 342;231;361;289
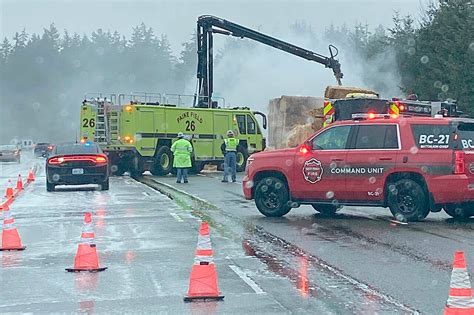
243;115;474;221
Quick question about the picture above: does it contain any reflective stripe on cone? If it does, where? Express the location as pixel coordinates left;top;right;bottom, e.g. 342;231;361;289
445;251;474;314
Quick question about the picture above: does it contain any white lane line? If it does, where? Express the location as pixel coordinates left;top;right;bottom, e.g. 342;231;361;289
155;179;214;206
169;212;183;222
229;265;265;294
142;192;150;197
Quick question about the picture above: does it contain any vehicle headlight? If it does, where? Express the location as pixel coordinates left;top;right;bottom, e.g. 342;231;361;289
245;157;255;175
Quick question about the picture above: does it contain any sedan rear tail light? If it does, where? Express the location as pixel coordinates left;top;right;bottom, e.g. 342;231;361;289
454;151;465;174
48;155;108;165
95;155;107;164
48;157;62;165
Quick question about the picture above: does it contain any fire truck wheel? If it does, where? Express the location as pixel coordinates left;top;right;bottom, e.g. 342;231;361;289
236;146;249;172
255;177;291;217
387;179;429;221
311;204;340;216
130;155;144;178
444;204;473;219
151;146;173;176
190;160;204;174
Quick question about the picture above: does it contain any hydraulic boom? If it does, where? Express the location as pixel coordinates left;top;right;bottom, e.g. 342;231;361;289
196;15;343;108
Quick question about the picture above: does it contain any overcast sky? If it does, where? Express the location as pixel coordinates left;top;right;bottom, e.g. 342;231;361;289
1;0;430;54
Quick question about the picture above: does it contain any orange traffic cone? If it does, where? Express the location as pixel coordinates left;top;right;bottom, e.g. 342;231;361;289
66;212;107;272
444;251;474;314
27;168;35;183
184;221;224;302
4;179;14;199
16;174;23;192
0;201;8;211
0;205;26;251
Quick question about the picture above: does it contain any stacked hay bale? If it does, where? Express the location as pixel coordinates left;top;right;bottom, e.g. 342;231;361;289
324;86;379;99
267;95;323;149
267;86;379;149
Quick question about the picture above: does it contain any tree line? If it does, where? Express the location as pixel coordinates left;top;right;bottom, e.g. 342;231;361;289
0;0;472;142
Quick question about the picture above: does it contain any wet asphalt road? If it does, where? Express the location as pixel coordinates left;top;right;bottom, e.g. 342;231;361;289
146;171;474;314
1;154;338;314
1;153;472;314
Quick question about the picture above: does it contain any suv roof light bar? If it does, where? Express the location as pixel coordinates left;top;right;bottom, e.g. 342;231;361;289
352;113;392;120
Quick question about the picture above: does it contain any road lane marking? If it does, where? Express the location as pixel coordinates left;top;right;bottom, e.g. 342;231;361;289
229;264;265;294
153;179;213;205
142;192;150;197
169;212;183;222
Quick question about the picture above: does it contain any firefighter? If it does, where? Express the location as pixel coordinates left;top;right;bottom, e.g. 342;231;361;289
221;130;239;183
171;132;193;183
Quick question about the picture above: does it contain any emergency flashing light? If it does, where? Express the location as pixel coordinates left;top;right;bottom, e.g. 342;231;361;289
399;104;405;111
84;141;91;147
299;144;311;154
390;113;399;119
80;138;86;143
125;105;133;112
352;113;392;120
124;135;134;144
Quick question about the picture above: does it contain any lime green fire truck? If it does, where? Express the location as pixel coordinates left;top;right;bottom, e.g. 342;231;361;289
79;93;267;176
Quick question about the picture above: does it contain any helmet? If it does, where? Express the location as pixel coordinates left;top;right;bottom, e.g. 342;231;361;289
227;130;234;136
177;132;184;138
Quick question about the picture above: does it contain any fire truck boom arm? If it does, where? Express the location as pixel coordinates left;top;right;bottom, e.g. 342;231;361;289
196;15;343;107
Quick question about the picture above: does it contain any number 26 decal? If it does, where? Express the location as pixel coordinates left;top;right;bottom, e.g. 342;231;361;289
82;118;96;128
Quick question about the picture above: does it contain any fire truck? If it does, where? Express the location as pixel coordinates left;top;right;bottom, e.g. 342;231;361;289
80;93;267;176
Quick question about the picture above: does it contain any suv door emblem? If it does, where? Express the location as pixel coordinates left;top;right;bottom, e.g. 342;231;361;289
303;158;323;184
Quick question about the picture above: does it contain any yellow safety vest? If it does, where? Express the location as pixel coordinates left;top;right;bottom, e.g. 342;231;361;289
224;138;239;151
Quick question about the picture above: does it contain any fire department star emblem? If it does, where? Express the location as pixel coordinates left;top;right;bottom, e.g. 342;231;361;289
303;158;323;184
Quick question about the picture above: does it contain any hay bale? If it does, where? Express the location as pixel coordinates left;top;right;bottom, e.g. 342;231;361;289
286;123;315;147
324;86;379;99
268;95;323;149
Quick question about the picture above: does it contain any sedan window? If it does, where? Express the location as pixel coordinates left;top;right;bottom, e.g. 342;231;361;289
54;143;99;154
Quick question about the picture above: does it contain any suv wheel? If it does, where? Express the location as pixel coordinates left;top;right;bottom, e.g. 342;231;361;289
46;181;55;192
312;204;341;216
387;179;429;221
255;177;291;217
444;204;472;219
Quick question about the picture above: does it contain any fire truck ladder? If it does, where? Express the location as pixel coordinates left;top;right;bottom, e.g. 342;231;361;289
93;98;119;145
95;100;109;144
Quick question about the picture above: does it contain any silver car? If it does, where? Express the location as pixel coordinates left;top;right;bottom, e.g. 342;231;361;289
0;145;21;163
